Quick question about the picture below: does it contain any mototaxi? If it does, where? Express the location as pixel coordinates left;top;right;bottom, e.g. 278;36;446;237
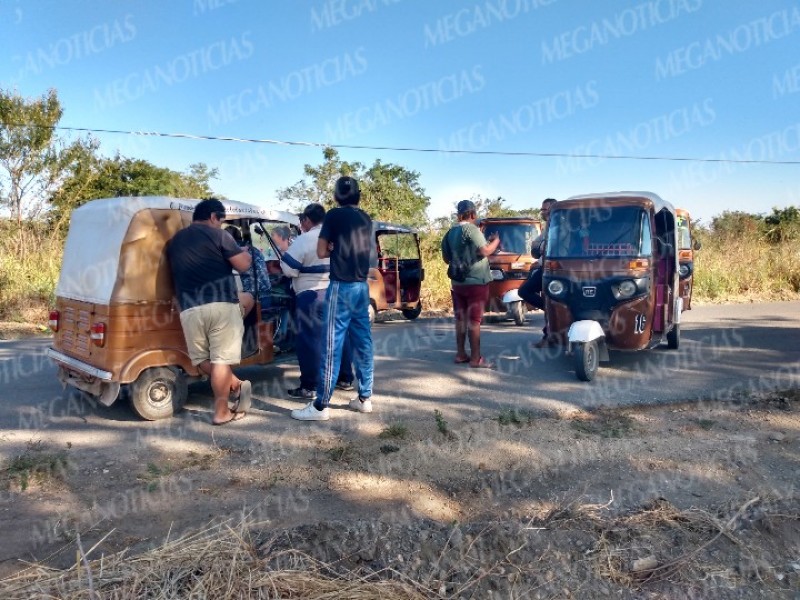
478;216;542;325
367;221;424;323
46;196;300;420
542;192;687;381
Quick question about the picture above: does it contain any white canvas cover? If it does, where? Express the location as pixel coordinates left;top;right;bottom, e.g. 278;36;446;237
56;196;298;304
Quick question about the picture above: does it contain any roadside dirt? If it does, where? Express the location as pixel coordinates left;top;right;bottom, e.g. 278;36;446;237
1;383;798;598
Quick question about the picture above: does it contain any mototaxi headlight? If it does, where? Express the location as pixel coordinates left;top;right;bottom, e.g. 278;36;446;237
490;269;504;281
615;279;637;299
547;279;566;296
679;264;690;277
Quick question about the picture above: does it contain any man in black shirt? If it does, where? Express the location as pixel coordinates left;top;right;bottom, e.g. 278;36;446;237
291;176;375;421
167;198;253;425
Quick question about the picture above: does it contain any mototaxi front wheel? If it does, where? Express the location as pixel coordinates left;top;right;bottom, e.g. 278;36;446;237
510;301;525;326
575;340;599;382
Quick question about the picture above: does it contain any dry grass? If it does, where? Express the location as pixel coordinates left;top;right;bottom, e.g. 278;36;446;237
694;238;800;302
539;494;799;592
0;519;429;600
0;221;63;322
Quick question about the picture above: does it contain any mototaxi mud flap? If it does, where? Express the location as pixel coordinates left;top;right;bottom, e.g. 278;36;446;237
567;320;610;362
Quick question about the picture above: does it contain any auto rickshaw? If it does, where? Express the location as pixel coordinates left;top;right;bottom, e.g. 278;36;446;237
46;196;300;420
367;221;424;323
543;192;687;381
478;216;542;325
676;208;700;310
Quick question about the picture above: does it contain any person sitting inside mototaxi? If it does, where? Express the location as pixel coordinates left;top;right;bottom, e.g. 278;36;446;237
224;226;271;315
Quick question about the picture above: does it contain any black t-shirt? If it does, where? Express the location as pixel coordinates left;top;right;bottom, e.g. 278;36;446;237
319;206;373;282
167;223;243;311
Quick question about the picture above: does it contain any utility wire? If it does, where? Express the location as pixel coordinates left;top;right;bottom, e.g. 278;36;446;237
10;122;800;165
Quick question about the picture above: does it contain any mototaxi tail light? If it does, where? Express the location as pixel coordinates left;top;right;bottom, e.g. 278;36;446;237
90;322;106;347
48;310;59;332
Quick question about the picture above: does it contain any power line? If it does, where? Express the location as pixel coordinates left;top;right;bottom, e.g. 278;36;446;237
11;122;800;166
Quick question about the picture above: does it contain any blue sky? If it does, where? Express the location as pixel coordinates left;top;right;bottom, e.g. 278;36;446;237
3;0;800;225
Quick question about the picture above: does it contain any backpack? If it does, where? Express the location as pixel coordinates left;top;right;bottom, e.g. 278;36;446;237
445;225;478;283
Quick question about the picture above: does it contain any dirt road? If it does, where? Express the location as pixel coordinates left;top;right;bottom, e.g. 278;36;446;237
1;302;799;598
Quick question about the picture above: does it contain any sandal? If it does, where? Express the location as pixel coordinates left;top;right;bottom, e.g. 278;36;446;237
228;380;252;413
454;356;470;364
470;357;495;369
212;411;246;426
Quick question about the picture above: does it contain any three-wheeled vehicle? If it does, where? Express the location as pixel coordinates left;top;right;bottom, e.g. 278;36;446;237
542;192;687;381
676;208;700;310
46;196;300;420
478;216;542;325
367;221;424;323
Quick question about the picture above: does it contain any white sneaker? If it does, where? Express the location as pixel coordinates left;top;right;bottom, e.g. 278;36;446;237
349;396;373;413
291;402;330;421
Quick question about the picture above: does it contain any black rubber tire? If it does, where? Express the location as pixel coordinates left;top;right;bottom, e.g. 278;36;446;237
511;301;525;326
575;340;599;382
129;367;188;421
667;323;680;350
401;301;422;320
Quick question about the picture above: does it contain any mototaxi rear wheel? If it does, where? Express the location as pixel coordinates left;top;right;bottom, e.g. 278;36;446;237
130;367;188;421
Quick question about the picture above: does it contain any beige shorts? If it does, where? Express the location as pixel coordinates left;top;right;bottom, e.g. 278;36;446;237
179;302;244;366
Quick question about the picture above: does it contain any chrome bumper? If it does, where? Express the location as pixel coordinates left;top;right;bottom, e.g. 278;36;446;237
46;348;113;381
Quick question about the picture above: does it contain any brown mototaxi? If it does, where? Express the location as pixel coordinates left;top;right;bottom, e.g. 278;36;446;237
46;196;300;420
542;192;688;381
367;221;424;323
478;216;542;325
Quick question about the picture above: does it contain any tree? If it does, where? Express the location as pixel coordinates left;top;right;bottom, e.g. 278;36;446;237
764;206;800;243
49;154;218;227
277;147;430;226
468;195;539;219
0;88;94;224
710;210;763;240
278;147;361;209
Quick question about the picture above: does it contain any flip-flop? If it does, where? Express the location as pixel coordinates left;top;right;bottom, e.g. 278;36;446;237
454;356;470;364
212;411;246;426
470;357;495;369
229;380;252;413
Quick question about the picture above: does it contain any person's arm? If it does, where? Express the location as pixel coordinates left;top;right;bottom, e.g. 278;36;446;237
478;235;500;257
317;236;332;259
531;231;545;259
474;226;500;257
220;230;253;273
441;231;451;264
229;250;252;273
317;212;335;258
279;253;300;278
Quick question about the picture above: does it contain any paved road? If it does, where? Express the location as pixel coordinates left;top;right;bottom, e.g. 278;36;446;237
1;301;798;456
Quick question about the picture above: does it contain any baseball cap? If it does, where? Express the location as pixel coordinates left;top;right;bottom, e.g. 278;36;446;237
457;199;477;215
